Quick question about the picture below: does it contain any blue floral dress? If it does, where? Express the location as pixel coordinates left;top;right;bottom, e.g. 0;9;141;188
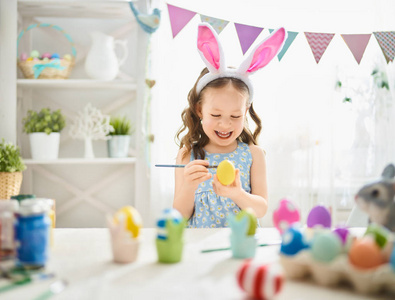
187;142;252;228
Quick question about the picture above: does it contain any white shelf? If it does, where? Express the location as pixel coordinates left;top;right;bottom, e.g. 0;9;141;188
24;157;137;164
18;0;135;19
17;79;137;90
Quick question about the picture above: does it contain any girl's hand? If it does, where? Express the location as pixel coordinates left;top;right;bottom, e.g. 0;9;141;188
212;169;243;199
182;160;212;191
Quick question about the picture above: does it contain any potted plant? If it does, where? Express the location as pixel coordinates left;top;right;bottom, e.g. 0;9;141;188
0;139;26;199
107;116;134;158
23;108;66;160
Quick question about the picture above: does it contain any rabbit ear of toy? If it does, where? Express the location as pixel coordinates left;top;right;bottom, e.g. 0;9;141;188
382;164;395;179
197;23;225;73
238;27;287;74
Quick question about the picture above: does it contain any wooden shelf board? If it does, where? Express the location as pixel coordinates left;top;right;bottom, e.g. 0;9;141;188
24;157;137;164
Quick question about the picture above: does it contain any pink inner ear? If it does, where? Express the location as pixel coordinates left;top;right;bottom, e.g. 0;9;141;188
247;29;285;73
197;26;220;70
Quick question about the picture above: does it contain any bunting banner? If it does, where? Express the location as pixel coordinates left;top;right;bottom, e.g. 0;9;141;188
373;31;395;63
234;23;264;55
341;34;371;64
200;15;229;34
269;29;298;61
304;32;335;64
166;3;395;65
167;4;196;38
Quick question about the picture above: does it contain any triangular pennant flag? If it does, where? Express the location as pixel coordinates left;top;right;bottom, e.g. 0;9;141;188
341;34;371;64
167;4;196;38
304;32;335;64
373;31;395;63
200;15;229;34
234;23;264;55
269;29;298;61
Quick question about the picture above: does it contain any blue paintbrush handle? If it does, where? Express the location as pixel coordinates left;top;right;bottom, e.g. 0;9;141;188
155;164;217;169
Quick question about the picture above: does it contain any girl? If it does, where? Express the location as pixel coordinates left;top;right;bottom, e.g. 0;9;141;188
173;23;286;228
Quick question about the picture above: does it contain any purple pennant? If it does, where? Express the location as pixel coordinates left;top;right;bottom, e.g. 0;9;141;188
234;23;264;55
167;4;196;38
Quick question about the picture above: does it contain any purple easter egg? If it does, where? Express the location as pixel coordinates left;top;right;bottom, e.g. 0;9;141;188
307;205;331;228
20;53;28;61
332;226;350;245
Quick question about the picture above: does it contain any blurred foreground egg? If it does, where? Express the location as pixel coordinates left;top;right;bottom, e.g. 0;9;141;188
307;205;331;228
332;226;350;245
114;206;142;238
237;261;284;299
273;198;300;234
349;237;384;269
311;231;342;263
157;208;183;240
236;208;257;235
217;160;235;185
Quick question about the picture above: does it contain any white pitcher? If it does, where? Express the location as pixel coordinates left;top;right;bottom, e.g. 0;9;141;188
84;31;128;80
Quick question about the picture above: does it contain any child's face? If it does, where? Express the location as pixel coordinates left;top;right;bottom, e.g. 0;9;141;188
198;83;249;151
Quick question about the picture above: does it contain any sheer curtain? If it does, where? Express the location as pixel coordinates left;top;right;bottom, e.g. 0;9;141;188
148;0;395;226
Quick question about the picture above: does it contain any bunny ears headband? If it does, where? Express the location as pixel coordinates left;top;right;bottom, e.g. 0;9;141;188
196;23;287;102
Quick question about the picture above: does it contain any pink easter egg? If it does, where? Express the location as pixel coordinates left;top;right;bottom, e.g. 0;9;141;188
307;205;331;228
237;261;284;299
20;53;28;61
272;198;300;233
41;52;52;59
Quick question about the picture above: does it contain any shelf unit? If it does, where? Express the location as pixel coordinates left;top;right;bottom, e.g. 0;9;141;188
0;0;151;227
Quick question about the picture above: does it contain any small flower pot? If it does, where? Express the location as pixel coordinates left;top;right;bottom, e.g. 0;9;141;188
230;234;257;259
156;239;183;263
29;132;60;160
107;135;130;158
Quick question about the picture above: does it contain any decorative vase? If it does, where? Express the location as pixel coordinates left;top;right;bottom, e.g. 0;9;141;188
107;135;130;158
0;172;23;200
84;31;128;81
29;132;60;160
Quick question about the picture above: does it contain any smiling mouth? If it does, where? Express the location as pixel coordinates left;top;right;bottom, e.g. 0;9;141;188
215;131;232;138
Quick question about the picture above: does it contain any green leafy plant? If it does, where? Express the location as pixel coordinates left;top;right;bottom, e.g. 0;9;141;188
109;116;134;136
0;139;26;172
23;108;66;135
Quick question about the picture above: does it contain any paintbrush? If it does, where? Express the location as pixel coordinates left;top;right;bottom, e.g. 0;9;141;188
155;164;218;169
201;240;282;253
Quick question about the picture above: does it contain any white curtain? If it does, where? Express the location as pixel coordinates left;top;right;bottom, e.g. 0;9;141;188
148;0;395;226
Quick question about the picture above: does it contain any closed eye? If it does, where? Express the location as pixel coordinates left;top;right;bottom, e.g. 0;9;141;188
211;114;220;117
231;115;241;119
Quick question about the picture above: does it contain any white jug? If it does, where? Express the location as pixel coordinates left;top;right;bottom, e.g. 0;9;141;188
84;31;128;80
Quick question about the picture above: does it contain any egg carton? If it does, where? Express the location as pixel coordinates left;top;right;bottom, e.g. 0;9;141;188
280;250;395;295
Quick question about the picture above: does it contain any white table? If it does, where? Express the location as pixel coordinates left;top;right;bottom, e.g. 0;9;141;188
1;228;393;300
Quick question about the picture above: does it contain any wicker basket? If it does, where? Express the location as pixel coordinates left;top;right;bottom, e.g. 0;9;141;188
17;23;77;79
0;172;23;200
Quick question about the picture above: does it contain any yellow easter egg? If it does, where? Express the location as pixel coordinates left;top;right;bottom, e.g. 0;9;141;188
114;206;142;238
217;160;236;185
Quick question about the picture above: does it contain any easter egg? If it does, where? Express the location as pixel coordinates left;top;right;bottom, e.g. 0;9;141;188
237;261;284;299
26;57;33;61
364;223;389;248
30;50;40;58
63;54;72;61
307;205;331;228
272;198;300;234
217;160;235;185
280;226;308;256
20;53;28;61
311;231;342;263
349;237;385;269
51;53;60;59
114;206;142;238
390;243;395;271
157;208;183;240
41;52;51;59
236;207;257;235
332;226;350;245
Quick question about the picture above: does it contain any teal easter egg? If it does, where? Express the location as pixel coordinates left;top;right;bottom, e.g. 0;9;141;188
30;50;40;58
311;231;342;263
156;208;183;240
280;226;309;256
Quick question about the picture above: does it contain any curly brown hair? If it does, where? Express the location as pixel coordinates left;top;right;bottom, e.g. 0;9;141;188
175;68;262;160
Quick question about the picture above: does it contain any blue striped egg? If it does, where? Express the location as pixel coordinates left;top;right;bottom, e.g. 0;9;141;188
156;208;183;240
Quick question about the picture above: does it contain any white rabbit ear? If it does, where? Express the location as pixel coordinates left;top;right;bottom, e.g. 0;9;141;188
238;27;287;74
197;23;225;73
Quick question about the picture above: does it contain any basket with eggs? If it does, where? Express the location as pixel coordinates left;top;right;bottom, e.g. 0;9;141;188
17;23;76;79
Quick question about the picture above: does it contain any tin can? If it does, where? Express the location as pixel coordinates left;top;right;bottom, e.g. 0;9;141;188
15;203;50;267
0;200;19;259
